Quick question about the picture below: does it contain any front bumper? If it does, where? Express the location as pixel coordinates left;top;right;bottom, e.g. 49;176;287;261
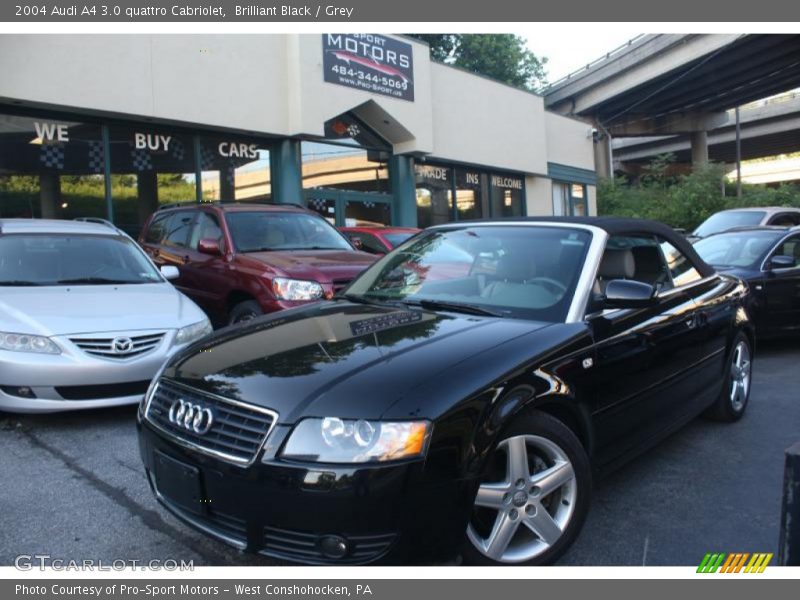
0;330;188;413
137;419;475;565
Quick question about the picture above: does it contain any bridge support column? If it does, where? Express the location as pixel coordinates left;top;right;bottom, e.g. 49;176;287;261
593;131;613;179
691;130;709;167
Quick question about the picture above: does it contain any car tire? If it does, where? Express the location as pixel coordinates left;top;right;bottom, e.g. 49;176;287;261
462;410;591;566
228;300;263;326
704;332;753;422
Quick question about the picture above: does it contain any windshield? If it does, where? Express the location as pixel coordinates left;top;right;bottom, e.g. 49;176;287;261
0;234;163;286
694;211;766;238
693;230;780;268
384;232;416;248
345;226;592;322
226;211;353;253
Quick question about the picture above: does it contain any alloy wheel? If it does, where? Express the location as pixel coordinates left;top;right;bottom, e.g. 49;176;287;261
729;340;751;412
467;434;577;563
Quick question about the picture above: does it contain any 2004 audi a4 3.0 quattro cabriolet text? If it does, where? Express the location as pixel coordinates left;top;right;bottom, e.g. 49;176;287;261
137;217;754;566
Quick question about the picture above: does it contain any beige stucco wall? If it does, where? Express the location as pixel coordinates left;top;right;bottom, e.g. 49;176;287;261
430;63;549;175
545;112;595;171
525;176;553;216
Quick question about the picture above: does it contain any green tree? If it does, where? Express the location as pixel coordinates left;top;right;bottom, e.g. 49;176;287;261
407;34;548;92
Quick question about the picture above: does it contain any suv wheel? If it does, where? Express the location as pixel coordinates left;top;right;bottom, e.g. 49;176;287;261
462;411;591;565
228;300;263;326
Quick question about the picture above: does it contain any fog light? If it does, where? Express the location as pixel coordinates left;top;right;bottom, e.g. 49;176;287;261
1;386;36;398
319;535;349;559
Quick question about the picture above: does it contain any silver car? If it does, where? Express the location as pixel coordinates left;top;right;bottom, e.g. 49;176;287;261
0;218;211;413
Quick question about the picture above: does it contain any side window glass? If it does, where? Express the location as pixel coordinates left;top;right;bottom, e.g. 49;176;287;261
143;213;170;244
163;211;195;249
773;236;800;266
359;233;388;255
600;235;671;289
190;212;223;250
659;239;702;287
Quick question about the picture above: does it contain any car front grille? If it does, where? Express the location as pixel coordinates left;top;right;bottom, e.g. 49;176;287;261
70;332;166;359
144;379;277;466
261;526;396;564
57;380;151;400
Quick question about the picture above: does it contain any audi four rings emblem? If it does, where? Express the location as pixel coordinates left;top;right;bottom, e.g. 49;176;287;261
168;398;215;435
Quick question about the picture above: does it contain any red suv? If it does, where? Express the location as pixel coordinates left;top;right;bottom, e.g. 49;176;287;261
139;203;377;326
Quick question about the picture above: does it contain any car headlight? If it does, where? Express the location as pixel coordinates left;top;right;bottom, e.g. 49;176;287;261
272;277;324;301
175;319;212;345
280;417;431;464
0;332;60;354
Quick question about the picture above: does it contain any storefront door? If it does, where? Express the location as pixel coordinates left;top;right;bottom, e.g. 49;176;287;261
304;188;392;227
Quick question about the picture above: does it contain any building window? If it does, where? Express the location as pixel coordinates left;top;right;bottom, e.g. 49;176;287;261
415;164;453;228
455;168;485;221
107;125;196;235
301;141;389;194
198;137;271;202
553;181;588;217
0;112;107;221
489;173;524;217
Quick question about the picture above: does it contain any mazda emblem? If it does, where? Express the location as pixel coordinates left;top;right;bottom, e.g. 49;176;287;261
168;398;214;435
111;336;134;354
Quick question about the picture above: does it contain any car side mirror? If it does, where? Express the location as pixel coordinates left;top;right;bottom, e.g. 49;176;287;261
160;265;180;281
198;238;222;256
768;255;796;270
604;279;657;309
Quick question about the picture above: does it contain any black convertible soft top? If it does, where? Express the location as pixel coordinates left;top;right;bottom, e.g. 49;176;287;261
460;216;716;279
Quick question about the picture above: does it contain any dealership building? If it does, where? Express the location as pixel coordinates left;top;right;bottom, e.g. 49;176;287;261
0;34;597;235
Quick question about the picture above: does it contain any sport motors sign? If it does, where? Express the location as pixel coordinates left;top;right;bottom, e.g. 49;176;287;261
323;34;415;102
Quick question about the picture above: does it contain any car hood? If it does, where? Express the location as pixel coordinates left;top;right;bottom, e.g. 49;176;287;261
239;249;376;283
0;283;205;336
164;301;586;423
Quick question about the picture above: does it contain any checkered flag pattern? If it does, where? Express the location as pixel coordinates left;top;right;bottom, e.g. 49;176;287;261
171;139;186;161
88;141;104;173
200;145;216;170
225;165;236;187
309;198;327;211
131;148;153;172
39;144;65;170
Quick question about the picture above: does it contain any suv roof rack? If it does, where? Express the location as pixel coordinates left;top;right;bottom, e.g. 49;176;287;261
73;217;131;238
156;200;308;211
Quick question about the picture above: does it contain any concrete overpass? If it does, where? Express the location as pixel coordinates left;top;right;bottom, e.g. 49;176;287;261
613;92;800;169
544;34;800;176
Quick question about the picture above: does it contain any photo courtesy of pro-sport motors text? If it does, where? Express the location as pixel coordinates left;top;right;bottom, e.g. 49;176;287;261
0;0;799;598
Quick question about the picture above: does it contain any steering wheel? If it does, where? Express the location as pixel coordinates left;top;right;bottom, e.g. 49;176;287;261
528;277;567;296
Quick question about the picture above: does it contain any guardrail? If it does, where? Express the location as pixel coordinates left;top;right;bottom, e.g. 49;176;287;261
547;34;647;89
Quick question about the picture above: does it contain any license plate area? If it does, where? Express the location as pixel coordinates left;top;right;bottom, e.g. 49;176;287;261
153;450;205;515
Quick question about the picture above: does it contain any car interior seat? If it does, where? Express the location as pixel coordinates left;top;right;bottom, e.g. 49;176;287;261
631;245;671;290
594;248;635;296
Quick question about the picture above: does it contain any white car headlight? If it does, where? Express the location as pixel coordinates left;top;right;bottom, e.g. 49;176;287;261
0;332;60;354
175;319;212;345
272;277;324;301
279;417;431;464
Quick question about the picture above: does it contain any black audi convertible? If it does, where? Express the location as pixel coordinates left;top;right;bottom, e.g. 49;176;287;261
137;217;753;566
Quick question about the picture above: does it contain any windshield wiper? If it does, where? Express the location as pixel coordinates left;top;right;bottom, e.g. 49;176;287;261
0;280;44;286
55;277;142;285
403;299;506;317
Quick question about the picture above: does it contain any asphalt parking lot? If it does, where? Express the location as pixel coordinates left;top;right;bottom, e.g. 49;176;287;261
1;340;796;567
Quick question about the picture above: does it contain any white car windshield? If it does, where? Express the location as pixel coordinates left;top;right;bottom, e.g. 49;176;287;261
0;234;163;286
345;226;592;322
